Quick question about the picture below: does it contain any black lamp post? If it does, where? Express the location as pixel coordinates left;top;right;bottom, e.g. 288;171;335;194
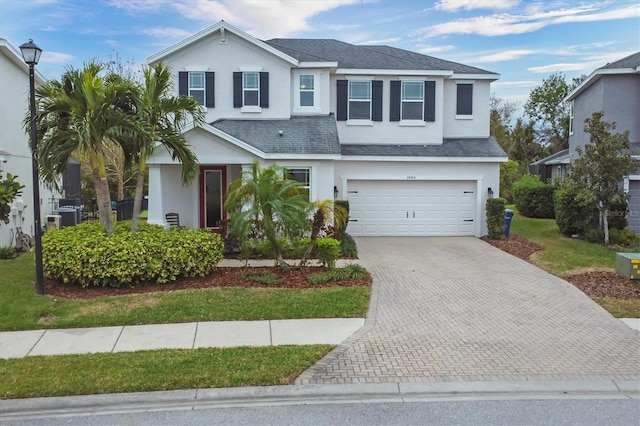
19;39;44;295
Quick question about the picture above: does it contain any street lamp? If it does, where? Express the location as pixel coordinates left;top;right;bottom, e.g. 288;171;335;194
19;39;44;295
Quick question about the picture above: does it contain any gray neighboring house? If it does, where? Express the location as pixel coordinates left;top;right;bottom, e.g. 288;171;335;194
532;52;640;232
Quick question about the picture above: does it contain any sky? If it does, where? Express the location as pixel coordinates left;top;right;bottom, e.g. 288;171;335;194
1;0;639;118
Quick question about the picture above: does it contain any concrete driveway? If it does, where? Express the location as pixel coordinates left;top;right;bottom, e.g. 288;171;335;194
297;237;640;384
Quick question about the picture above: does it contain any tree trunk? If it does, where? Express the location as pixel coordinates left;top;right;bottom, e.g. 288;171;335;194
601;204;610;246
298;208;324;268
92;169;113;235
130;169;145;232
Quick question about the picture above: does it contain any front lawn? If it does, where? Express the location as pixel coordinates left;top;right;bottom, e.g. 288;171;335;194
509;207;640;317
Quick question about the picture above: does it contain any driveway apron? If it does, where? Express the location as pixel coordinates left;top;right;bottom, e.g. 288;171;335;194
297;237;640;384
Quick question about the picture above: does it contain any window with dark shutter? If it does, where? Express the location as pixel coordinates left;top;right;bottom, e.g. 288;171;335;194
456;83;473;115
259;72;269;108
372;80;383;121
178;72;188;97
390;81;401;122
336;80;348;121
205;72;215;108
233;72;242;108
424;81;435;122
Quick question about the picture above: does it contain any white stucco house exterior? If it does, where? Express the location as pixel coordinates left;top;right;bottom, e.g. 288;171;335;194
0;38;59;248
146;21;506;237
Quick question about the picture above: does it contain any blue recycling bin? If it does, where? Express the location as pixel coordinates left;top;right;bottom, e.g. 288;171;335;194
504;209;514;237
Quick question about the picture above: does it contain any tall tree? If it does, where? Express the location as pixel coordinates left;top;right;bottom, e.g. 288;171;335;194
490;96;516;154
566;112;637;245
127;63;204;232
510;118;543;175
0;170;24;225
225;162;311;270
32;61;144;235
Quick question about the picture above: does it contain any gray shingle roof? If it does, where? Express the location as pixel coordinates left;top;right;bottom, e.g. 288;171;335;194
211;115;340;155
264;39;494;74
341;138;506;158
599;52;640;70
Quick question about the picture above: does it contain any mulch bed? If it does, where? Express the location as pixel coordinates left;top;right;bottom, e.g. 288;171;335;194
44;267;371;300
483;235;640;300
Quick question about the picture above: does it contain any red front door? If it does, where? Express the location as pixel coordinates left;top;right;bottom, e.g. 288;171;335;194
199;166;227;229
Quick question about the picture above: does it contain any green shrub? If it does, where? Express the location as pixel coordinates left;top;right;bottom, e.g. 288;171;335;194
334;200;350;239
554;187;597;236
513;174;544;206
517;185;556;218
609;228;640;247
486;197;506;240
239;238;309;259
307;264;369;284
42;222;224;287
238;270;283;285
0;246;16;259
339;232;358;258
584;227;605;243
314;237;341;268
607;199;628;231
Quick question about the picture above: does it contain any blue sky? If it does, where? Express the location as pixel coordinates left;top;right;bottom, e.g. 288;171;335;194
1;0;638;114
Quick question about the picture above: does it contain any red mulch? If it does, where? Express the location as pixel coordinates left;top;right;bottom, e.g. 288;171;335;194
483;235;640;300
44;267;371;300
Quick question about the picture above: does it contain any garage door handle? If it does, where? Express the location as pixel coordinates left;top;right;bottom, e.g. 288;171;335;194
348;191;358;193
349;219;358;222
406;212;408;218
413;211;415;218
464;219;474;222
463;191;474;194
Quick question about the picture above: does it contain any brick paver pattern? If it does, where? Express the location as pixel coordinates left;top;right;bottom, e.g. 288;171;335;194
297;237;640;384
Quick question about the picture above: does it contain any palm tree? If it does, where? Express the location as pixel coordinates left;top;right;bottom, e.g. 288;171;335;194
33;61;144;235
225;162;312;270
298;199;347;267
128;63;204;232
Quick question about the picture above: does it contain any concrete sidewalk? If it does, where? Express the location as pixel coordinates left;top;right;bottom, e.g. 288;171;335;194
0;318;365;359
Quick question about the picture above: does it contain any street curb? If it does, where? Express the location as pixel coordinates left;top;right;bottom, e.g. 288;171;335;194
1;380;638;421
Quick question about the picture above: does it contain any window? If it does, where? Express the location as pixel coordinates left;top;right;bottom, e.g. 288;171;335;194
233;72;269;109
569;101;574;135
348;81;371;120
299;75;314;107
401;81;423;120
178;71;215;108
287;168;310;201
456;83;473;116
243;72;259;106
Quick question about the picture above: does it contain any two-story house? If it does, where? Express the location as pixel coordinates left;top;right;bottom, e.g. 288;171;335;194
146;21;506;237
564;51;640;233
0;38;59;248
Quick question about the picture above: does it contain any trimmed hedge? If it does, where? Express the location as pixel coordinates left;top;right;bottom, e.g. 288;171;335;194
43;222;224;287
517;185;556;218
486;197;506;240
554;188;597;236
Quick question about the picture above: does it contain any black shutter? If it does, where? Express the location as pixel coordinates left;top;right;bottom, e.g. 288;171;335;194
456;84;473;115
424;81;435;122
390;81;400;122
336;80;348;121
259;72;269;108
205;72;215;108
233;72;242;108
372;80;383;121
178;72;188;97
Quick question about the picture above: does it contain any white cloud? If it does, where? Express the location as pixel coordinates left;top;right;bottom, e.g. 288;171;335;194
140;27;193;38
42;51;73;64
435;0;519;12
105;39;119;47
106;0;172;12
474;49;537;62
41;25;57;32
419;3;638;38
529;50;639;74
492;80;538;88
359;37;401;45
418;45;455;54
170;0;360;39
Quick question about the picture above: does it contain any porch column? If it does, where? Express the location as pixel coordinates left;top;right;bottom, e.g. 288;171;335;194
146;164;165;226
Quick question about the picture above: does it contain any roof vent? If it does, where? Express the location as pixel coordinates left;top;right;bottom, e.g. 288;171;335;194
278;130;284;137
219;27;228;44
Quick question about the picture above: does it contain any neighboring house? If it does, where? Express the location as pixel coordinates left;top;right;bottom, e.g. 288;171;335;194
0;38;59;248
529;148;569;184
564;51;640;233
146;21;506;237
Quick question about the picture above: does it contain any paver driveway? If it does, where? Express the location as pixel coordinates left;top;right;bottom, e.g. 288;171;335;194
297;237;640;384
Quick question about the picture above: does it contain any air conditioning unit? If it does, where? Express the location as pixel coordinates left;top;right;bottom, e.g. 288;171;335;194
46;215;61;231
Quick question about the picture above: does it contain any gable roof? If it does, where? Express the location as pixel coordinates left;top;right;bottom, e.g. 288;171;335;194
566;51;640;101
265;38;496;76
211;115;340;156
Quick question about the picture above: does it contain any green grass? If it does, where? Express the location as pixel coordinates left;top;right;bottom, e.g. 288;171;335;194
508;206;640;317
0;253;370;331
0;345;333;399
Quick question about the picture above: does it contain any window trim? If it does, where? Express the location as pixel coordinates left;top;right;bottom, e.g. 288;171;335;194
348;80;372;121
286;167;311;201
242;72;260;107
456;83;473;117
178;71;214;108
400;81;424;121
569;101;574;135
188;71;205;105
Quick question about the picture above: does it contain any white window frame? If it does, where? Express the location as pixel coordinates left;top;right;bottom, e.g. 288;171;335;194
286;168;311;201
243;72;260;107
569;101;574;135
189;72;205;106
348;80;372;121
299;74;315;107
401;81;424;121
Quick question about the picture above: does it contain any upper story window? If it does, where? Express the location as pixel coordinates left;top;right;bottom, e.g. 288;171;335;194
336;79;382;122
299;75;315;107
178;71;214;108
456;83;473;116
233;71;269;110
569;101;574;135
390;80;435;122
348;81;371;120
287;168;310;201
401;81;424;120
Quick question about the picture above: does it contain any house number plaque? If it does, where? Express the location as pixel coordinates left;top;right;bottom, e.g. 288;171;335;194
407;176;416;180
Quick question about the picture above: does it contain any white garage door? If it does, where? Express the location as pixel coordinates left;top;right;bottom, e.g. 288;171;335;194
346;180;477;236
629;180;640;234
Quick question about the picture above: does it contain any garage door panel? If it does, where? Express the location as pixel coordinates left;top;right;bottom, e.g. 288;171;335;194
347;180;477;236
